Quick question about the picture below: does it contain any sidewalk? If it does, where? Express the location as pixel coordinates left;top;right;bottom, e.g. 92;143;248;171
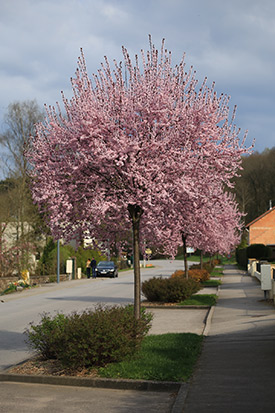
184;264;275;413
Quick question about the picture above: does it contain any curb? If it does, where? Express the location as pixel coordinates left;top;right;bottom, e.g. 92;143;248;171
202;285;220;336
143;304;211;309
0;371;186;413
0;372;181;393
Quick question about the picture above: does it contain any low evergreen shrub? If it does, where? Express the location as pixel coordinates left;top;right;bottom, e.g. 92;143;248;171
142;277;201;303
246;244;272;260
235;247;247;268
25;305;152;370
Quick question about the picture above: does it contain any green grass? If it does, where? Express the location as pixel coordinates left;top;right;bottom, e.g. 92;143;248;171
219;256;237;265
179;294;218;306
98;333;203;382
210;268;223;277
201;279;221;287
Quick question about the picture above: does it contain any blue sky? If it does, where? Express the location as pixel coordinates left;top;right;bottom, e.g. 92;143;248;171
0;0;274;153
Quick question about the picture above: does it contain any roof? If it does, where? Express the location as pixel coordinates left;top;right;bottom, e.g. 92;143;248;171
246;206;275;228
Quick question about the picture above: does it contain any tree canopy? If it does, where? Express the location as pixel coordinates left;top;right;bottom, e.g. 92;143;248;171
27;37;252;316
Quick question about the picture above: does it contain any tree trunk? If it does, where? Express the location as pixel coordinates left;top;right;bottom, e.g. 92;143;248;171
128;204;143;319
182;233;189;279
200;250;203;270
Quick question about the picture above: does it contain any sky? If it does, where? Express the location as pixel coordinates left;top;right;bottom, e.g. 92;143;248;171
0;0;274;155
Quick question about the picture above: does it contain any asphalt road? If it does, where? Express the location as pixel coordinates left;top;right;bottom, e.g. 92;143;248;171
0;259;189;371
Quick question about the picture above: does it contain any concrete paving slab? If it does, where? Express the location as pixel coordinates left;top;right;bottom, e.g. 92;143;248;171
0;381;176;413
148;308;208;335
183;265;275;413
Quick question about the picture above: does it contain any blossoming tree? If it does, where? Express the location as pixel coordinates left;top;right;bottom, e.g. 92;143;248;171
27;37;252;318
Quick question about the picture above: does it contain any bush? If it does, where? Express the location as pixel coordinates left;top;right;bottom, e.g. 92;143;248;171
25;313;68;359
190;261;215;273
75;246;106;274
246;244;272;260
189;269;210;282
235;247;247;268
36;238;106;276
142;277;201;303
25;305;152;370
171;270;185;278
171;268;210;283
202;262;215;273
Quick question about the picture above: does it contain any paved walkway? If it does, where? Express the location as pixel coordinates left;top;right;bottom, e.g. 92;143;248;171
184;265;275;412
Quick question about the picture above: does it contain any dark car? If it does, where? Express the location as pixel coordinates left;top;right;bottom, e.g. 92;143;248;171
96;261;118;278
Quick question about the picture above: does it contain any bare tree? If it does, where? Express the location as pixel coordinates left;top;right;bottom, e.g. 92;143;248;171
0;100;46;275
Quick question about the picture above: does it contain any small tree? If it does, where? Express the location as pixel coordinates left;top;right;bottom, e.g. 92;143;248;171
27;37;251;318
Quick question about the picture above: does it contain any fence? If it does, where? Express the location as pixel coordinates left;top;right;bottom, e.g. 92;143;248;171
248;259;275;302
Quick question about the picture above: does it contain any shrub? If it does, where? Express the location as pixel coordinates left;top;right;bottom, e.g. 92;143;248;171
188;269;210;282
25;313;68;359
37;239;106;276
25;305;152;370
246;244;272;260
75;246;106;274
142;277;201;303
171;268;210;283
202;262;215;273
235;247;247;268
171;270;185;278
190;261;214;273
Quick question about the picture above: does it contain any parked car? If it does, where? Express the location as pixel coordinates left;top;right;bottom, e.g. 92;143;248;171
96;261;118;278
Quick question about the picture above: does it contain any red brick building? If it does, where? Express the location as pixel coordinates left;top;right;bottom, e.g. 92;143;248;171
246;207;275;258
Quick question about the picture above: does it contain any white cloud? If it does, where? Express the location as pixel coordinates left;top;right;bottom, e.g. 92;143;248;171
0;0;274;153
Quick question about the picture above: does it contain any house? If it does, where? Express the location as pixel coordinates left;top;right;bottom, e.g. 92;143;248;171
246;206;275;259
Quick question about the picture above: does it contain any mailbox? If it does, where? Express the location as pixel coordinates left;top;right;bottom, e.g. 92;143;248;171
261;264;272;291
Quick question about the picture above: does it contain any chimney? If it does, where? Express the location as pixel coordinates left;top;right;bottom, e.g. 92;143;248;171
270;200;272;210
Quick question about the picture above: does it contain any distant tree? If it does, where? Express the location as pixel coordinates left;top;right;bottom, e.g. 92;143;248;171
0;101;47;274
146;184;244;277
233;147;275;223
27;38;251;318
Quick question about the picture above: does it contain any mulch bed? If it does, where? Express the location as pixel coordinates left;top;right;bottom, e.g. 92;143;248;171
8;357;99;377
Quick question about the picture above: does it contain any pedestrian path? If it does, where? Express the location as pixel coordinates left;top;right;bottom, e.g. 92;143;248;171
183;264;275;413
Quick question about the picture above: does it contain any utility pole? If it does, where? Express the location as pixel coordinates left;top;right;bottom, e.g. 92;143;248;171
57;239;60;283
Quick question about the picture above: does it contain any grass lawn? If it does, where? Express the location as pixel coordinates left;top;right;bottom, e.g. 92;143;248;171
201;279;221;287
179;294;218;306
98;333;203;382
219;256;237;265
210;268;223;277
